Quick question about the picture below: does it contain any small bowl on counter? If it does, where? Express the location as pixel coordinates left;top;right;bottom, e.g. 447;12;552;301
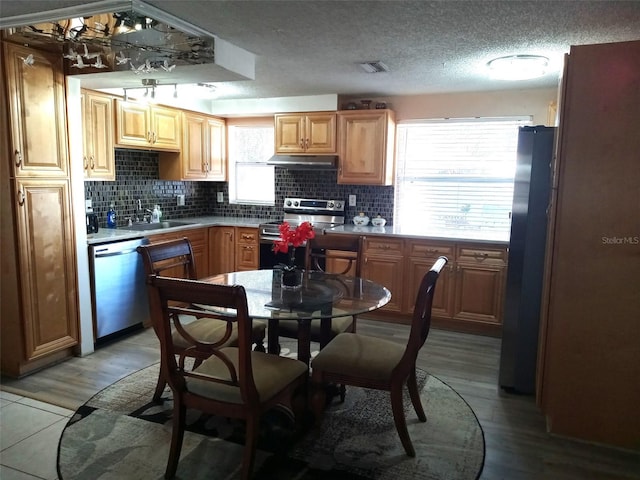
371;216;387;227
353;213;370;226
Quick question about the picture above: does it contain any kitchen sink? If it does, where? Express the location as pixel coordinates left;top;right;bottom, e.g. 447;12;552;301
123;220;200;231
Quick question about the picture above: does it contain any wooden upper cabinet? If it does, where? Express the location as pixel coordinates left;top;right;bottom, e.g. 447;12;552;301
81;90;115;180
3;43;69;177
337;109;396;185
115;100;181;151
151;105;182;150
274;113;336;154
160;112;226;181
206;117;226;179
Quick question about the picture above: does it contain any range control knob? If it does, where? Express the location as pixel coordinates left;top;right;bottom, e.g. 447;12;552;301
335;201;342;209
285;200;292;206
327;201;334;208
293;201;299;207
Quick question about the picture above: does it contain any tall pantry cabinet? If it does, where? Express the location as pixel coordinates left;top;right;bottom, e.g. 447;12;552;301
537;40;640;450
1;42;79;377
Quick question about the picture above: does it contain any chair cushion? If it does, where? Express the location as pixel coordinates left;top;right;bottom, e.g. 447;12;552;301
172;318;267;350
277;315;354;339
311;333;405;382
186;348;308;404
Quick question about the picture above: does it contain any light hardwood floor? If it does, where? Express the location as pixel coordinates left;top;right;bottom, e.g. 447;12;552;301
1;319;639;480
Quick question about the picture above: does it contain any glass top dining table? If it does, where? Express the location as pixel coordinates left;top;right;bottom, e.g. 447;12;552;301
200;269;391;365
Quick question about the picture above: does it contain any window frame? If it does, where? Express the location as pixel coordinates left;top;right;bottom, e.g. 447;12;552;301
394;116;532;240
226;116;275;206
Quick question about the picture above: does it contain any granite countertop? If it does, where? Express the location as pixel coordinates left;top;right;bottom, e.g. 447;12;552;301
87;216;510;246
86;216;268;245
327;224;510;245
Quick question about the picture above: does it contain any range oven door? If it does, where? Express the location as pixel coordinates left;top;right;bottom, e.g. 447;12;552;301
259;239;306;269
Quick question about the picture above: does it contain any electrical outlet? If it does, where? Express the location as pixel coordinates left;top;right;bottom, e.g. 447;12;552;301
348;194;356;206
176;194;185;206
217;192;224;203
85;198;92;212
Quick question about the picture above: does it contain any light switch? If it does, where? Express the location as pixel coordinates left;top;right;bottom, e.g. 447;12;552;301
349;194;356;206
176;194;185;206
217;192;224;203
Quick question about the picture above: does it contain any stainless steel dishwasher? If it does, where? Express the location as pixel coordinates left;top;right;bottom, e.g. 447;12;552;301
89;237;150;341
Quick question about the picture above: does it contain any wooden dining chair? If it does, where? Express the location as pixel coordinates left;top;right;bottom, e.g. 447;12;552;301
146;275;308;480
137;238;266;402
310;256;448;457
276;234;365;346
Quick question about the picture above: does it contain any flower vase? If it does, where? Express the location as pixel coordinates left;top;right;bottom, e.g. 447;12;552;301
281;268;303;291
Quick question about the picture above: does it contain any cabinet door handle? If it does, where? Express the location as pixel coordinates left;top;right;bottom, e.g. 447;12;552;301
17;188;25;206
300;138;304;148
83;155;88;170
14;149;22;167
305;138;309;149
473;253;489;261
426;248;438;254
153;132;157;143
90;155;95;169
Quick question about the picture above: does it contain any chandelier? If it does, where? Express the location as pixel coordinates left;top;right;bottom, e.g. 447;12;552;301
9;11;215;73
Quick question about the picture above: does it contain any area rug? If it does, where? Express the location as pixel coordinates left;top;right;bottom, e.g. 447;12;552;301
57;361;484;480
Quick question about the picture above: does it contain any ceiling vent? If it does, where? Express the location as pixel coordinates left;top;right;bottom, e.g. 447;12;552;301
358;61;389;73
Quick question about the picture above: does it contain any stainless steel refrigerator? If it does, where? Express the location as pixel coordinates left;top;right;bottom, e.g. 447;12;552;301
498;125;556;394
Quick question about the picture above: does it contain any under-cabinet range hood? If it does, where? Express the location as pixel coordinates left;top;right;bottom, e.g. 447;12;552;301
267;155;337;170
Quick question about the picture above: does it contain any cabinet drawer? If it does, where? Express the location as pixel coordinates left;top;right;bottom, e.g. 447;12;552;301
236;227;258;245
407;241;453;258
456;245;507;265
364;237;404;255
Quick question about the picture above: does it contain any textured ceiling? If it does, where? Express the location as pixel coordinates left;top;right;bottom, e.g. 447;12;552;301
2;0;640;100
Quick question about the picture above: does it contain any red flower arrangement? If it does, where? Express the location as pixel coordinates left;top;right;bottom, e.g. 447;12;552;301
273;221;315;269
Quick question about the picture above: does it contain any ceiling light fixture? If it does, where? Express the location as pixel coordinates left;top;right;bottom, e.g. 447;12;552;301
487;54;549;80
358;61;389;73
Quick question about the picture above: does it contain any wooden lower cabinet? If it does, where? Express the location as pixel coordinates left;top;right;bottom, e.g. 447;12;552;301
360;235;507;335
362;237;405;313
209;226;259;274
1;178;79;377
451;245;507;329
404;241;455;318
147;227;209;278
235;228;259;271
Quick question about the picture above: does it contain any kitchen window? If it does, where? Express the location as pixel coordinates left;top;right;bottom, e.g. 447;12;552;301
227;118;275;205
394;117;531;239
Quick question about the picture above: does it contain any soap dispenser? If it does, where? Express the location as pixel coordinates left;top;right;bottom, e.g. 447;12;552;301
107;202;117;228
151;205;162;223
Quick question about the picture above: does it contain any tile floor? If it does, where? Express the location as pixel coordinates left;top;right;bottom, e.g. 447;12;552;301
0;390;74;480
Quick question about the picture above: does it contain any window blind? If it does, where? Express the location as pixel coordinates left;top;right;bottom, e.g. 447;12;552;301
394;117;531;238
228;125;275;205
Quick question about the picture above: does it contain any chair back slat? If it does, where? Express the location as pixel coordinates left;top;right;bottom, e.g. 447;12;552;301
305;234;364;276
147;275;259;405
398;256;448;372
137;237;198;280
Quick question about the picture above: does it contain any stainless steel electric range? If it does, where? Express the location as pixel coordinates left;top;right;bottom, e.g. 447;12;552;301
258;197;345;269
